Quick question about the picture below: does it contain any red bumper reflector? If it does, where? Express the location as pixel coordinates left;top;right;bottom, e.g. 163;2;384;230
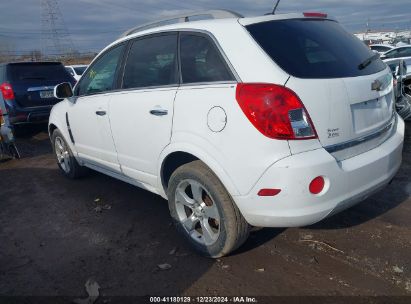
258;189;281;196
309;176;325;194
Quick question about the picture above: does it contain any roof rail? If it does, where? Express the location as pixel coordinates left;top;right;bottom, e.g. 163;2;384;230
119;9;243;38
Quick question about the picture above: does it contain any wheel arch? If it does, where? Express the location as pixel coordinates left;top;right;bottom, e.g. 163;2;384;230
48;123;58;138
48;105;76;154
158;143;240;198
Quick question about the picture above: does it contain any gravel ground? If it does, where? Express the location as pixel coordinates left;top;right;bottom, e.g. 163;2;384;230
0;123;410;302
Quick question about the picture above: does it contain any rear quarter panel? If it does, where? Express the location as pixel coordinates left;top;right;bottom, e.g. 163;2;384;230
167;83;291;196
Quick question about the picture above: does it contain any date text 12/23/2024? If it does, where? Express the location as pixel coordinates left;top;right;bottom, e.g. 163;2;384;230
150;296;258;303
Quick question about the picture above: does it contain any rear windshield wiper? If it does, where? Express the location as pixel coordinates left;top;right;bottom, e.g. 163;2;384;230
358;53;380;70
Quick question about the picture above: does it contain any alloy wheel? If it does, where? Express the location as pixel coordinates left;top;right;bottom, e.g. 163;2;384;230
174;179;221;246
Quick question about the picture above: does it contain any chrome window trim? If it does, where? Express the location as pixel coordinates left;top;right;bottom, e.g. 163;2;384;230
180;80;237;87
27;86;55;92
324;114;396;154
114;84;180;94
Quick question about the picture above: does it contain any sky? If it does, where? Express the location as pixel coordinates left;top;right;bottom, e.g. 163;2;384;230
0;0;410;55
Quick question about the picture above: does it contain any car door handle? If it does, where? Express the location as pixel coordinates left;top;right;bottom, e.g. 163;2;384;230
149;109;168;116
95;110;107;116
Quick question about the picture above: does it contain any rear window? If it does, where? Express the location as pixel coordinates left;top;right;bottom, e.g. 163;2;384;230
371;45;391;52
8;63;72;81
246;19;386;78
73;66;87;75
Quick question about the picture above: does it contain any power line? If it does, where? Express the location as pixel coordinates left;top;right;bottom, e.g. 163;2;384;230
41;0;76;56
0;28;126;34
0;33;117;40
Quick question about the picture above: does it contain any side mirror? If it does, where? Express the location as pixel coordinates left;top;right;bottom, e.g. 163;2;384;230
54;82;73;99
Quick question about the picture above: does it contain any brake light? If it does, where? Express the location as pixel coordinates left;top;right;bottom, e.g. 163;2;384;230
0;82;15;101
236;83;317;140
303;12;328;18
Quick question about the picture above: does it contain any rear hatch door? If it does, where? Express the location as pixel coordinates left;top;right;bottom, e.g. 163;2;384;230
286;69;394;160
245;17;394;160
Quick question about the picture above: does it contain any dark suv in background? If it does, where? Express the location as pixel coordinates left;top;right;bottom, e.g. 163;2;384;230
0;62;75;126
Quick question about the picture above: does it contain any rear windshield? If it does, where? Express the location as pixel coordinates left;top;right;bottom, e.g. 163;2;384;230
371;45;391;52
8;63;72;81
74;66;87;75
246;19;386;78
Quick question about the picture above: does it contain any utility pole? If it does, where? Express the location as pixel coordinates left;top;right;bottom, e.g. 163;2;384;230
41;0;76;60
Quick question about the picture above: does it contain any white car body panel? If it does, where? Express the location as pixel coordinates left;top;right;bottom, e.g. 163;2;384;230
286;67;394;149
49;14;405;228
234;116;404;227
172;84;291;196
369;44;394;55
68;94;120;172
109;87;177;186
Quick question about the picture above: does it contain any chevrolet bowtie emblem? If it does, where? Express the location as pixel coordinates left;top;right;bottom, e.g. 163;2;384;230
371;79;383;91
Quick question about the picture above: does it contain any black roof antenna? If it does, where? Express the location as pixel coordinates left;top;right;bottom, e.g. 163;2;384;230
272;0;281;14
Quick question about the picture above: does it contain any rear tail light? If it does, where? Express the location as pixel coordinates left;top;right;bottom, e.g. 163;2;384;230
236;83;317;140
303;12;328;18
0;82;15;101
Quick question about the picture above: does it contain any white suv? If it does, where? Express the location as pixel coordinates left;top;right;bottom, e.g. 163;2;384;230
50;11;404;257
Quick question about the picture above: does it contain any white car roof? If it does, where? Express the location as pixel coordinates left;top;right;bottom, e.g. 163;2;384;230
370;44;393;47
390;45;411;50
105;12;334;53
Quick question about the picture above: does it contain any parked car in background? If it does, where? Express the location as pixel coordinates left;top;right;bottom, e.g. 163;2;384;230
50;11;404;257
0;107;19;159
387;60;411;120
65;65;88;81
380;45;411;60
0;62;75;126
385;58;411;79
370;44;394;54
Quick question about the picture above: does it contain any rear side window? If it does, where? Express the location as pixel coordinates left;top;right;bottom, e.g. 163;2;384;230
77;44;125;96
398;48;411;57
246;19;386;78
122;34;178;89
384;48;411;59
9;63;72;81
180;33;234;83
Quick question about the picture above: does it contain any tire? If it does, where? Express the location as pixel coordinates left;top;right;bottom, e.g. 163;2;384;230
51;129;88;179
167;160;250;258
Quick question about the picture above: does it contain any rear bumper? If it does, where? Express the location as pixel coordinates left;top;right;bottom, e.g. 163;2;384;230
5;100;52;124
233;115;405;227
